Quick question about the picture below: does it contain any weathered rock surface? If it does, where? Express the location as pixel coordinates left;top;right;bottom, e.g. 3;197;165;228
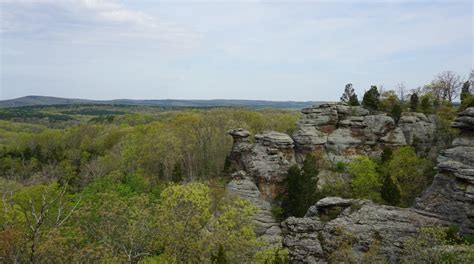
415;107;474;234
227;170;282;244
228;129;296;200
398;112;439;157
293;103;436;164
282;108;474;263
282;198;446;263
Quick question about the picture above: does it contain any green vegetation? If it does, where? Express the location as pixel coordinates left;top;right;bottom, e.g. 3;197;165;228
282;153;320;217
362;86;381;112
345;146;434;207
402;226;474;263
0;177;266;263
0;105;298;263
348;156;383;203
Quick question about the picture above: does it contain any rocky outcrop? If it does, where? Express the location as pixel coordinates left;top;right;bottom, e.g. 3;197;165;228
227;170;282;244
282;108;474;263
414;107;474;234
228;129;295;200
228;104;439;200
293;103;436;163
282;198;446;263
398;112;439;157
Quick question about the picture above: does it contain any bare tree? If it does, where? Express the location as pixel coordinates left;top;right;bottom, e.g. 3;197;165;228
397;82;407;103
434;71;463;102
340;83;355;103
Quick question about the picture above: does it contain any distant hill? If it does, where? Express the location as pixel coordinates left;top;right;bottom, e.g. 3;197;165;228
0;96;326;109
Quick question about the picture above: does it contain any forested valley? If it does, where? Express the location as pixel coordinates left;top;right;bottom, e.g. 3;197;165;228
1;71;473;263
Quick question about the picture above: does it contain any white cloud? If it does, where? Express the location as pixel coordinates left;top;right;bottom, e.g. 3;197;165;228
0;0;200;48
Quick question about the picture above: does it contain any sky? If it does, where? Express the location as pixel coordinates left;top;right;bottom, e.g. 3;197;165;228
0;0;472;101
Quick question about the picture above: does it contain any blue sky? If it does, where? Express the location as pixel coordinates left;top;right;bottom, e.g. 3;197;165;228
0;0;472;101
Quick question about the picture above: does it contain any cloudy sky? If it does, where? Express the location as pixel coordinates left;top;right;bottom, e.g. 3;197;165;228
0;0;472;101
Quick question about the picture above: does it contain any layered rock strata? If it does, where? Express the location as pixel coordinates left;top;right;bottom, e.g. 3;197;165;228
414;107;474;234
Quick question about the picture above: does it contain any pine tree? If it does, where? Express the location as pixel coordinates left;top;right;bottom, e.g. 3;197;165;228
348;94;360;106
391;103;402;123
362;86;380;112
381;174;401;206
461;80;471;103
409;93;419;112
282;153;320;217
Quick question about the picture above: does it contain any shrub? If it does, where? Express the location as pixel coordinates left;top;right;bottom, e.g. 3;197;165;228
348;156;382;203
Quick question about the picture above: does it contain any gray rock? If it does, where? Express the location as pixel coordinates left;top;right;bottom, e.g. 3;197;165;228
316;197;354;208
227;171;283;245
414;107;474;234
399;112;438;156
452;107;474;130
282;199;446;263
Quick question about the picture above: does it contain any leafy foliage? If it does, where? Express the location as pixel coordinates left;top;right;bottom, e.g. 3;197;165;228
348;156;382;203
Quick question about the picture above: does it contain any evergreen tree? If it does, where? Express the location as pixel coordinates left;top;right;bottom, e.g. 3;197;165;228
362;86;380;112
409;93;419;112
282;153;319;217
381;174;401;206
391;103;402;123
348;94;360;106
460;80;471;103
171;162;183;183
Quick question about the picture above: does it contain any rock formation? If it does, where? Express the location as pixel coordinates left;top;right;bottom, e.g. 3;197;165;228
293;103;437;163
282;197;446;263
228;129;295;201
227;170;282;245
282;107;473;263
414;107;474;234
226;129;295;244
227;103;438;202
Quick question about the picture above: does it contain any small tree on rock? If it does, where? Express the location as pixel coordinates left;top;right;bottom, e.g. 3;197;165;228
362;86;380;112
409;93;419;112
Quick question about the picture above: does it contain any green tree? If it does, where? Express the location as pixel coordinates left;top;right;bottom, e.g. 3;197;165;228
156;183;260;262
348;156;382;203
410;93;419;112
391;103;402;123
282;153;320;217
362;86;380;112
420;94;432;114
460;80;471;102
381;173;401;206
348;94;360;106
340;83;359;106
384;146;431;207
460;80;473;110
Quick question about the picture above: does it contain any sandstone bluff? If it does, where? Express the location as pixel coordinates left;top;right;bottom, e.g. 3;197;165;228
226;104;473;262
